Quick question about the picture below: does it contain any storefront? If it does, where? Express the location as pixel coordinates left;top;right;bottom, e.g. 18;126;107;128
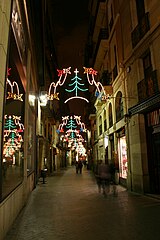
146;108;160;193
117;128;128;185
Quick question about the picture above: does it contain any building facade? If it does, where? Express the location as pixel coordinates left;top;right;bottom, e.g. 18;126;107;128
86;0;160;193
0;1;61;239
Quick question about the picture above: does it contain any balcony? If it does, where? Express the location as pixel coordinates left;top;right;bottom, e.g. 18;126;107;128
100;70;112;85
131;12;150;48
137;70;159;102
93;28;109;69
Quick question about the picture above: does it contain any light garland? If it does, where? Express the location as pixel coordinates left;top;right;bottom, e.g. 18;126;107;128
6;78;23;101
47;67;111;103
48;67;71;100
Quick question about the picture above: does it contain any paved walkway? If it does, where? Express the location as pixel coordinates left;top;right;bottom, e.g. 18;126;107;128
5;166;160;240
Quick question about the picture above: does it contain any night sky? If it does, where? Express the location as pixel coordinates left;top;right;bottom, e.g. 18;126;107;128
51;0;90;118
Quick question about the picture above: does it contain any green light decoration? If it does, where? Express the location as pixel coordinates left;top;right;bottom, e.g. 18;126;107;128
70;131;76;139
65;68;89;103
3;115;24;157
4;116;16;131
66;116;77;130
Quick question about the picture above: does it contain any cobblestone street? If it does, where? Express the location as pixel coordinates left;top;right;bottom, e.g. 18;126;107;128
5;167;160;240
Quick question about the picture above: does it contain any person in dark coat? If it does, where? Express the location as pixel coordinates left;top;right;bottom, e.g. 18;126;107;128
77;160;83;174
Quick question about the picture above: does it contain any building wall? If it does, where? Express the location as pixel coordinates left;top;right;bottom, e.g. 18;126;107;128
88;0;160;193
0;1;41;239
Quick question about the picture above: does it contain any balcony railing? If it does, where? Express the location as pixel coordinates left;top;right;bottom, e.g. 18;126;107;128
137;70;159;102
131;12;150;48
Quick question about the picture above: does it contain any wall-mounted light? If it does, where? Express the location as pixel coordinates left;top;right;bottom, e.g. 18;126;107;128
29;93;36;107
39;91;48;107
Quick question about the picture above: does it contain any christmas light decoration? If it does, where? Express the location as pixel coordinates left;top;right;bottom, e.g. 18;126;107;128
64;68;89;103
6;78;23;101
3;115;24;157
74;115;86;132
47;67;112;104
57;115;86;133
48;67;71;100
83;67;106;97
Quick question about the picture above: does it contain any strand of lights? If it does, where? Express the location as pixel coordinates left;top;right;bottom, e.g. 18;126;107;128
6;78;23;101
48;67;71;100
83;67;107;97
57;115;87;133
74;115;86;132
56;116;69;133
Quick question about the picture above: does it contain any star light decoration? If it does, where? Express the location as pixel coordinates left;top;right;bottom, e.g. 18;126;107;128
47;67;111;103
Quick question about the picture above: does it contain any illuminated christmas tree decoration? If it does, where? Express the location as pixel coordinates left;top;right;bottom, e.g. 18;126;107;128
3;115;24;157
6;78;23;101
57;115;87;133
66;116;77;130
47;67;111;103
56;115;87;152
48;67;71;100
64;68;89;103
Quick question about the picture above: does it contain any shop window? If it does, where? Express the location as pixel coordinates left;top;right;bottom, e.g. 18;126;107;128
1;56;25;200
1;0;27;200
118;136;127;179
115;91;124;121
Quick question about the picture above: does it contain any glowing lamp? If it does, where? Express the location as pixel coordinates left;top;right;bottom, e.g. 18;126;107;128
39;91;48;106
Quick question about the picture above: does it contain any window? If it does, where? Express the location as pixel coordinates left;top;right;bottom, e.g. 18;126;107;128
109;103;113;127
136;0;145;22
113;45;118;80
104;110;107;131
99;116;102;135
1;31;25;200
115;91;124;121
143;50;152;78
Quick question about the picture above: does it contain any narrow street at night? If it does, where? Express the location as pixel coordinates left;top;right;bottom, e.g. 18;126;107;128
5;167;160;240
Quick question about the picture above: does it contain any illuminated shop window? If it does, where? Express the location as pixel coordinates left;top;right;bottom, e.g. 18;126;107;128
118;136;128;179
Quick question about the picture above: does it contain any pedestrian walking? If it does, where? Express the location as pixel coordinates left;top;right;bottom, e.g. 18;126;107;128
98;160;111;196
75;159;83;174
94;160;102;193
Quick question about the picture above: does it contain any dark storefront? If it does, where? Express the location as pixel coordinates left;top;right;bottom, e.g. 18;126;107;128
146;108;160;193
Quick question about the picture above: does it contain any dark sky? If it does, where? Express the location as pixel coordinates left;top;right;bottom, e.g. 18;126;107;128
51;0;90;118
52;0;89;68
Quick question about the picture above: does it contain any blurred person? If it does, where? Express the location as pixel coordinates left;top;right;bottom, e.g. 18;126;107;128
98;160;111;196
